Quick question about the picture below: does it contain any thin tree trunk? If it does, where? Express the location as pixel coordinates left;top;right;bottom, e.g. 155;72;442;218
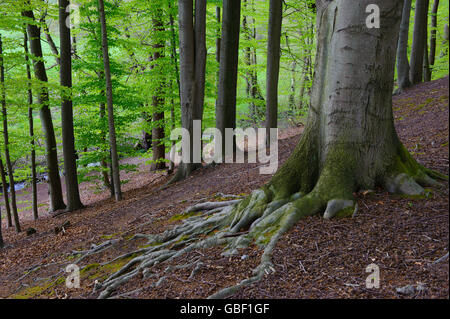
0;205;3;248
22;9;66;212
0;158;11;228
265;0;283;146
429;0;439;71
150;13;166;171
0;34;21;233
410;0;430;84
168;4;179;173
397;0;412;91
24;31;38;220
216;0;241;161
423;34;431;82
98;0;122;201
59;0;83;211
43;19;60;65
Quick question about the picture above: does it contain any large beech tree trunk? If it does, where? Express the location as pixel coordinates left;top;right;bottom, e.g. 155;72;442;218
59;0;83;212
22;9;66;212
396;0;412;91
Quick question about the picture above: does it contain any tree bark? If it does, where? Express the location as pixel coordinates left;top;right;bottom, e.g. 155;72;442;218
396;0;412;91
0;158;11;228
150;12;166;171
216;0;242;161
98;0;122;201
59;0;83;211
22;9;66;212
243;0;265;125
169;0;207;183
24;31;38;221
410;0;430;84
429;0;439;69
0;34;21;233
265;0;283;145
0;205;3;248
260;0;440;217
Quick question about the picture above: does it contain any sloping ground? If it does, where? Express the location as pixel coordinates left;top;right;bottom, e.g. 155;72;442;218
0;77;448;299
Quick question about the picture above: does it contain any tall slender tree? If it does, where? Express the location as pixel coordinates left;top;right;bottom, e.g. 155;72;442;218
0;205;3;248
396;0;412;91
24;31;38;220
150;9;166;171
0;34;21;233
265;0;283;145
429;0;440;73
410;0;430;84
216;0;242;161
0;158;11;228
22;7;66;212
59;0;83;211
169;0;207;183
98;0;122;201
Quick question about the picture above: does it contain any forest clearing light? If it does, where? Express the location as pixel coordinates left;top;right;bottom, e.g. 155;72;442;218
169;120;279;175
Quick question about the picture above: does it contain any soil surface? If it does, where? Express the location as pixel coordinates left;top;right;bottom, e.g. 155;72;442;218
0;76;448;299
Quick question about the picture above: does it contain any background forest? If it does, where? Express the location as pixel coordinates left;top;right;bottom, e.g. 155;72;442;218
0;0;448;228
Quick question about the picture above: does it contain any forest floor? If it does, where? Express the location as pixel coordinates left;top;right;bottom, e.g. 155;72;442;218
0;76;448;299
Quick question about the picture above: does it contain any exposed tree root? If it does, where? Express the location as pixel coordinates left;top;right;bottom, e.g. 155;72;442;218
91;137;446;299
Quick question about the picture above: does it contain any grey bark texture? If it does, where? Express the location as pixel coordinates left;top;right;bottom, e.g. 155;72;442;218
98;0;122;201
410;0;430;84
216;0;242;161
0;34;21;232
151;12;166;171
396;0;412;90
169;0;207;183
24;31;38;220
23;9;66;212
429;0;439;68
265;0;283;145
59;0;83;211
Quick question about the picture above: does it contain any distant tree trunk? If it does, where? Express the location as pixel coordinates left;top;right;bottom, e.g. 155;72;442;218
215;6;221;110
410;0;430;84
0;159;11;228
397;0;412;91
0;205;3;248
59;0;83;212
0;34;21;233
169;0;207;183
99;99;113;196
22;9;66;212
168;3;179;174
243;0;265;125
98;0;122;201
423;32;431;82
43;19;60;65
24;31;38;221
429;0;439;72
150;13;166;171
265;0;283;146
216;0;241;161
